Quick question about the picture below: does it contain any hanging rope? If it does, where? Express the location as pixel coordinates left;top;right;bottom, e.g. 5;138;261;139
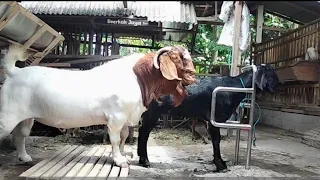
227;49;233;74
239;77;261;147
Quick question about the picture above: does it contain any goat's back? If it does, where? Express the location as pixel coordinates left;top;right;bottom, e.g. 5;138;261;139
151;76;247;121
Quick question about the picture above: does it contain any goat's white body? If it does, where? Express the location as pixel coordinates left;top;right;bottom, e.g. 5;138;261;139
1;53;147;128
0;49;147;166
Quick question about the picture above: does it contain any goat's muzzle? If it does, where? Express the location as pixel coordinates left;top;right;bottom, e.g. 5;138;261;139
181;64;196;86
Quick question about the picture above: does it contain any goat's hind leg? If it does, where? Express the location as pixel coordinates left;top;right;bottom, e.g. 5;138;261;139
0;114;29;164
12;118;34;163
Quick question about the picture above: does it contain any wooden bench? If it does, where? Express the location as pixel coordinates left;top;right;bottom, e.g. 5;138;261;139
19;145;132;179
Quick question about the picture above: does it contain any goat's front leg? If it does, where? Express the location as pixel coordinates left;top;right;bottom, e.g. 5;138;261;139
207;123;228;172
120;125;129;156
107;117;128;168
191;119;197;140
12;118;34;163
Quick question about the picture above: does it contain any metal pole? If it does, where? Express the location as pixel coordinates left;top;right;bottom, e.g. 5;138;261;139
210;65;257;169
245;68;257;169
234;110;242;165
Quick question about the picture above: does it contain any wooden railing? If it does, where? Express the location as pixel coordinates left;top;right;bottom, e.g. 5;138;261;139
253;18;320;67
253;18;320;112
258;83;320;107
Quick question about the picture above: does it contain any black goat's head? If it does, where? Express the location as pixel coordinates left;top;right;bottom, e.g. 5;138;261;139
255;64;279;93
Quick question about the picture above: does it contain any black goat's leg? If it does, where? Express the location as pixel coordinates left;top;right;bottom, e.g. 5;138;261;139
137;113;159;167
207;123;228;172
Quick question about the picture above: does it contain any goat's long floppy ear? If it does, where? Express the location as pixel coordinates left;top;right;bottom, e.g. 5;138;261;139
159;54;182;81
153;46;172;69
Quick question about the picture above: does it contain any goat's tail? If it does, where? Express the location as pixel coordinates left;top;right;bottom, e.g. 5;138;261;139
2;45;29;76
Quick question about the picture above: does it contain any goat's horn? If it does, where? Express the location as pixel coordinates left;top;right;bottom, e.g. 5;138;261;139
153;46;172;69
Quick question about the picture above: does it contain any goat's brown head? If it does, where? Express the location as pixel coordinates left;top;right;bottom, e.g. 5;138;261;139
133;45;196;108
153;45;196;86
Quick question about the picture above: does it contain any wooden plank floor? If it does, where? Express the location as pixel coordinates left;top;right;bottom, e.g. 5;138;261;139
19;145;132;180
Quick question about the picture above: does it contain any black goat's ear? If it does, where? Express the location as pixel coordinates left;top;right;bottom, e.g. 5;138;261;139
257;73;267;90
255;67;267;90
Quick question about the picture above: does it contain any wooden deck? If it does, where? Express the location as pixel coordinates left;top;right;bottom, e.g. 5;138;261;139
19;145;132;180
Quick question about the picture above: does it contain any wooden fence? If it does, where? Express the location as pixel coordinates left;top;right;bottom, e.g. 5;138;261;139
253;18;319;67
253;18;320;113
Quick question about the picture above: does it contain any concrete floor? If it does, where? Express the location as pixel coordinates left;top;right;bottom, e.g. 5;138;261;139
128;125;320;178
0;125;319;179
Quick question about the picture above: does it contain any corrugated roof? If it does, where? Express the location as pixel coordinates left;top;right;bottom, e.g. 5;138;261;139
20;1;197;25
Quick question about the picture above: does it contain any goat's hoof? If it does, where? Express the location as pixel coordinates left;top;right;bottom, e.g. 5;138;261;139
213;159;228;173
18;154;32;163
213;168;230;173
139;157;150;167
114;155;129;168
117;162;129;168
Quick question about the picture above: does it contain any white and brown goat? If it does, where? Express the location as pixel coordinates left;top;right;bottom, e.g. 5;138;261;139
0;45;196;167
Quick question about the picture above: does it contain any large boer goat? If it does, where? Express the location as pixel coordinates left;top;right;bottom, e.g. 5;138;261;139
137;64;279;172
0;45;196;167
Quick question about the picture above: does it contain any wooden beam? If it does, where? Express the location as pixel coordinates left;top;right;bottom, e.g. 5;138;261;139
30;37;62;65
0;4;20;32
201;4;211;17
123;1;128;8
38;62;71;67
45;54;107;60
256;5;264;43
22;25;48;49
249;2;266;11
195;5;213;8
63;55;121;65
263;26;288;32
196;17;223;25
230;1;243;76
197;16;288;32
119;43;158;50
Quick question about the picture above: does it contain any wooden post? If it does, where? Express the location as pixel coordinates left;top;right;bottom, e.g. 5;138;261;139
163;115;169;128
212;25;218;65
88;31;93;55
95;33;102;55
214;1;218;20
190;24;198;54
256;5;264;43
83;30;87;55
104;33;109;56
75;28;80;55
230;1;243;77
62;32;67;55
228;1;243;137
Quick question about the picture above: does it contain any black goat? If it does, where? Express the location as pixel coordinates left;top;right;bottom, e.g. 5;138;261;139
137;64;279;172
